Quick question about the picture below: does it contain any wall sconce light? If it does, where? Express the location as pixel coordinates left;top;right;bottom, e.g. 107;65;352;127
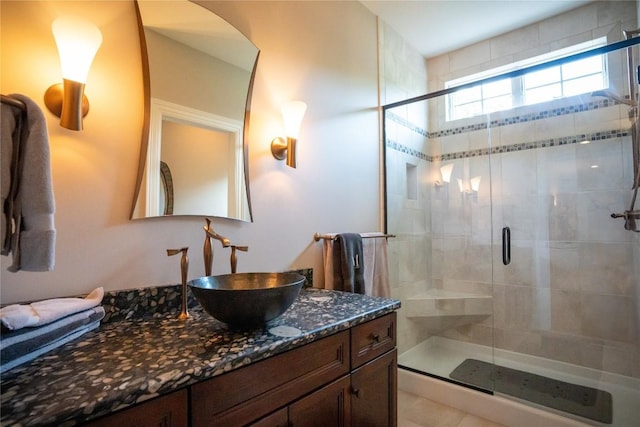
470;176;481;193
271;101;307;168
44;16;102;131
458;176;482;201
434;163;454;187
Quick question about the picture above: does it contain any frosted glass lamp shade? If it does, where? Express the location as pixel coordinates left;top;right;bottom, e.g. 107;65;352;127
281;101;307;139
440;164;454;183
52;16;102;83
470;176;482;192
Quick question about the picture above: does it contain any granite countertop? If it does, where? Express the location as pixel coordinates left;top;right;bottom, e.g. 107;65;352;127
0;288;400;426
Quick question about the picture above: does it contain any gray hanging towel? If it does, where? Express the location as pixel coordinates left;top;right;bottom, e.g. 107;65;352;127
332;233;365;294
0;94;55;272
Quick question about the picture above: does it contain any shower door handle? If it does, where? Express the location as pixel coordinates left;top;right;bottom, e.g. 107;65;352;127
502;226;511;265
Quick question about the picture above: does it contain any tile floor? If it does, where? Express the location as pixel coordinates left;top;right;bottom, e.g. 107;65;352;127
398;390;507;427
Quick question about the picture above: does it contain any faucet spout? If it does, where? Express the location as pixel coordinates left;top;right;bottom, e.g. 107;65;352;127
203;225;231;247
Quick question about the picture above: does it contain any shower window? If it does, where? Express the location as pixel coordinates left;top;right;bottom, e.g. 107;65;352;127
446;37;607;121
524;55;606;104
448;78;512;120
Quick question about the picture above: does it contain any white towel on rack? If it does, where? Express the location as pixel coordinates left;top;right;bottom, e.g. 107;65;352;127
360;232;391;298
322;233;390;297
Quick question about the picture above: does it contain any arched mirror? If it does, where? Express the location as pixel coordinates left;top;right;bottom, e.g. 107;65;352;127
131;0;258;221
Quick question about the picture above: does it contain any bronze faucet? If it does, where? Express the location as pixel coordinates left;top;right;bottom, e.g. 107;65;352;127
166;247;189;320
203;218;231;275
202;218;250;273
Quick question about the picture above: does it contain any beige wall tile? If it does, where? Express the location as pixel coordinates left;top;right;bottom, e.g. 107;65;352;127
538;4;598;45
490;24;540;59
581;292;635;342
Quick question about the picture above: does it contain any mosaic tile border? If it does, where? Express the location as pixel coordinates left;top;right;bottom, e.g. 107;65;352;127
385;98;631;162
99;268;314;324
385;97;618;140
387;127;629;163
385;140;432;162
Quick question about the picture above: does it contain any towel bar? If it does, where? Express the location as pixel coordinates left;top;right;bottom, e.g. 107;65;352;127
1;94;26;112
313;232;396;242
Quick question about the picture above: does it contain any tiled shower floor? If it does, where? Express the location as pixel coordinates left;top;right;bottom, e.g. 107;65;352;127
398;337;640;426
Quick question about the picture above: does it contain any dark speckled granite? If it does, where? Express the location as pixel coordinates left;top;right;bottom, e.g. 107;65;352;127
0;288;399;426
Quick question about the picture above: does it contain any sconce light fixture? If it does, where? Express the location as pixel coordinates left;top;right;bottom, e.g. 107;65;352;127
44;16;102;131
458;176;482;200
435;163;454;187
271;101;307;168
470;176;481;193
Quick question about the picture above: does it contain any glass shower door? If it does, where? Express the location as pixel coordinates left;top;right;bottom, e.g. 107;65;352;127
487;42;640;425
386;87;498;393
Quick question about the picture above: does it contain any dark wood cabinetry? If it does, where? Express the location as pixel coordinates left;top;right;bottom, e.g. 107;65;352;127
351;349;397;426
84;389;188;427
191;330;350;426
84;313;396;427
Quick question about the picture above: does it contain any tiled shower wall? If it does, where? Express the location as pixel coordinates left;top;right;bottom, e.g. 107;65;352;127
378;20;434;354
385;1;639;377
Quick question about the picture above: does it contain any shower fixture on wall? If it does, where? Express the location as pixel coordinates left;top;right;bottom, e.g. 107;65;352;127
592;29;640;232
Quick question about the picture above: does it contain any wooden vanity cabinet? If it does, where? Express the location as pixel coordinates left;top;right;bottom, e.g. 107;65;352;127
351;349;397;426
191;313;397;427
83;313;396;427
84;389;188;427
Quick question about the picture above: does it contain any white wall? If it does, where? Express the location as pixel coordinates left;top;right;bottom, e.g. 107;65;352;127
0;0;381;303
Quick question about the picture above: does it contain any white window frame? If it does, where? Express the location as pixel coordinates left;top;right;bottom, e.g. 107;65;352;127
445;37;608;122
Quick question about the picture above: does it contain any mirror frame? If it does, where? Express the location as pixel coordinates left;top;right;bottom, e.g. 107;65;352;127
130;1;258;221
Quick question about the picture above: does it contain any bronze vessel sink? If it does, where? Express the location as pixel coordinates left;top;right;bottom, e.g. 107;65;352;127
188;272;305;327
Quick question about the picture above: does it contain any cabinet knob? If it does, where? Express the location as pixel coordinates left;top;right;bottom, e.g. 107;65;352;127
351;387;362;398
370;333;380;343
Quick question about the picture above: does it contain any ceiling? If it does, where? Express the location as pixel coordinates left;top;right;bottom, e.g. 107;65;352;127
360;0;594;58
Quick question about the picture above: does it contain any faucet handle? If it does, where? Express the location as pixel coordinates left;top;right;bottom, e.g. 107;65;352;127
167;247;189;320
229;245;249;274
167;247;188;257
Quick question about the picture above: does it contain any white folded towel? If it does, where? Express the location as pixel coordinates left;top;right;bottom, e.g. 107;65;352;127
0;287;103;331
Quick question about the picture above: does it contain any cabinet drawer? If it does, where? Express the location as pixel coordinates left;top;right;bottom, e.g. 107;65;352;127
191;330;350;426
84;389;188;427
350;312;396;369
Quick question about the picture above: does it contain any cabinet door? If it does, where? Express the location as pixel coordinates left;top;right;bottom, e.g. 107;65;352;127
289;375;351;427
351;349;397;427
250;407;288;427
84;389;188;427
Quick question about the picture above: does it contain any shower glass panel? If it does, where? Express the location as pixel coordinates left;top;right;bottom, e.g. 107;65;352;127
385;39;640;426
384;87;498;392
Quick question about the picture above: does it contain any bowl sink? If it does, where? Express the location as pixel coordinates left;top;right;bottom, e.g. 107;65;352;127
188;272;305;327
